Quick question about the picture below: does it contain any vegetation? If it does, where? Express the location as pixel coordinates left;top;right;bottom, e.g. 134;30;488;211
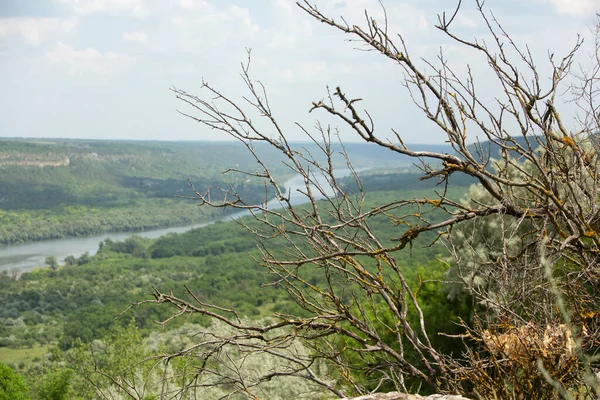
0;363;29;400
0;198;219;244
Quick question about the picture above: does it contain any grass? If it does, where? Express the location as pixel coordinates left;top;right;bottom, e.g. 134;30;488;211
0;345;50;366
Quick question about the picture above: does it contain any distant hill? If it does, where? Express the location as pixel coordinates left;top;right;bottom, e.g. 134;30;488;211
315;142;453;167
0;139;286;243
339;136;551;193
0;137;528;244
0;138;441;243
0;139;453;210
466;135;547;163
0;139;274;210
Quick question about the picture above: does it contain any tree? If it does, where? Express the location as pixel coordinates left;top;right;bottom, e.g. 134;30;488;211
76;252;89;266
63;255;76;267
25;348;74;400
44;256;57;270
68;320;159;400
136;1;599;398
0;363;29;400
27;368;72;400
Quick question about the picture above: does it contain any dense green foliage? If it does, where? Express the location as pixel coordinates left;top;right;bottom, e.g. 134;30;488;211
0;363;29;400
0;139;281;209
0;199;223;244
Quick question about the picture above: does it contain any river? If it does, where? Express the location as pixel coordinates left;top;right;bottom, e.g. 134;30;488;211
0;170;354;273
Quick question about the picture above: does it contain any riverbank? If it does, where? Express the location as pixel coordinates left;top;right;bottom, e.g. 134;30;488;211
0;196;246;245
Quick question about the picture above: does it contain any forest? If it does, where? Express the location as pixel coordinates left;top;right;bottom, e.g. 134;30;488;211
0;171;473;398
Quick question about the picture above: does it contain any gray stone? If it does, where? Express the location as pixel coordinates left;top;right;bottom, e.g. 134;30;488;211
342;393;470;400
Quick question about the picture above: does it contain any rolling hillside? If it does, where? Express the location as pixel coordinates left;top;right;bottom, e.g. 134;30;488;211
0;138;439;243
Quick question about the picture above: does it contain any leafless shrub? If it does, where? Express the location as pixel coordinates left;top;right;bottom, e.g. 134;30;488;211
133;1;600;398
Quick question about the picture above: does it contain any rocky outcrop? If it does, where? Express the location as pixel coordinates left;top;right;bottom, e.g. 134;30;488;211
342;393;470;400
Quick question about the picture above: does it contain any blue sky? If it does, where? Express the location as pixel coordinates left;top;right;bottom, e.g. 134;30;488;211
0;0;597;143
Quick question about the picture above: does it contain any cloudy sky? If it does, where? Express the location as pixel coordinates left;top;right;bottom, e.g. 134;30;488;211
0;0;597;143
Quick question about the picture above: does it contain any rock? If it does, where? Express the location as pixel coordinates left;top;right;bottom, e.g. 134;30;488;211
342;393;470;400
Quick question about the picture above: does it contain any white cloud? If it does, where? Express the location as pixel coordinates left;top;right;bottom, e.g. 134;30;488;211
167;4;260;52
273;60;327;82
45;42;135;76
266;10;313;50
1;1;595;143
543;0;597;16
179;0;209;10
454;14;477;29
229;6;259;37
272;0;294;12
56;0;151;19
123;31;147;43
0;17;79;46
268;33;298;49
324;0;429;31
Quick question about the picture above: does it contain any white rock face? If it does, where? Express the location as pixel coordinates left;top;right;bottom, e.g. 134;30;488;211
342;394;471;400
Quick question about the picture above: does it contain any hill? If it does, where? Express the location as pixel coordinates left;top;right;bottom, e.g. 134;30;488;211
0;138;436;244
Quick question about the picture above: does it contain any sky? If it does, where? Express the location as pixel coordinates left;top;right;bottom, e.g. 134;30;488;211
0;0;597;143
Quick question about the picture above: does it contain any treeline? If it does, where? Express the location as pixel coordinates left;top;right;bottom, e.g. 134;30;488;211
0;199;221;244
341;169;477;193
0;189;268;245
